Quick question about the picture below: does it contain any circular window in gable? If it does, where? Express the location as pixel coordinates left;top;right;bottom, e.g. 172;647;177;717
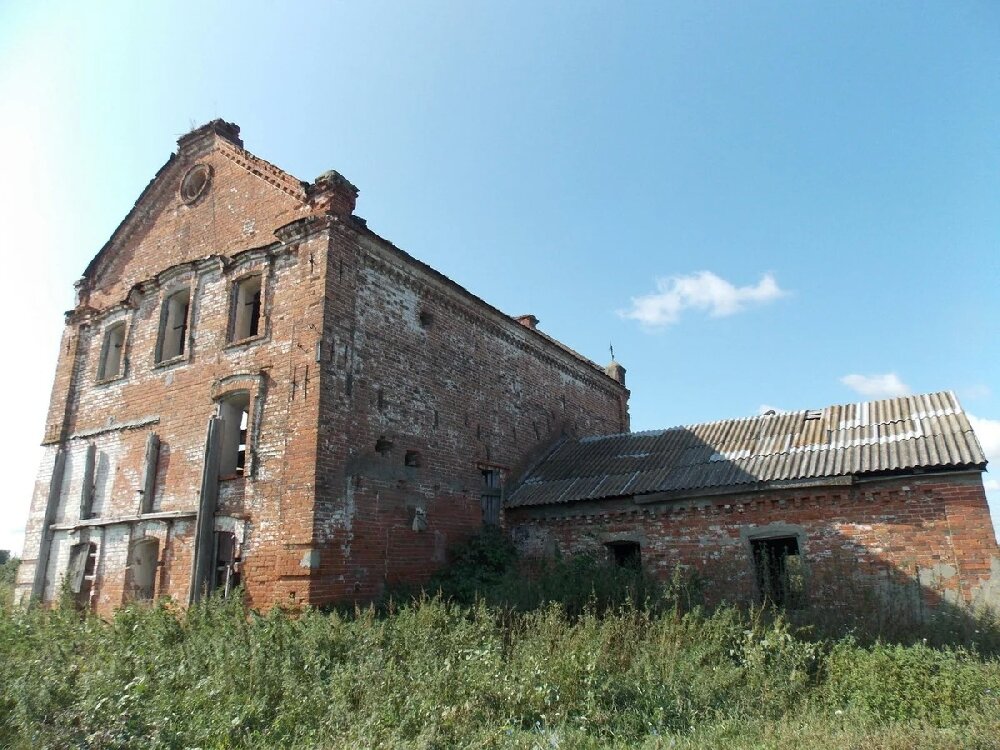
180;163;213;204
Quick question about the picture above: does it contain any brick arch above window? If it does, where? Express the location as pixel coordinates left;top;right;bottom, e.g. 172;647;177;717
210;372;267;401
211;372;267;480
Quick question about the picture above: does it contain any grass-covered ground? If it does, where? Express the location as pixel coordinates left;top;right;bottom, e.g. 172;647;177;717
1;536;998;749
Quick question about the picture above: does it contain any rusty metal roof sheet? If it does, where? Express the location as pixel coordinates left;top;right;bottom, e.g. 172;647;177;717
506;391;986;508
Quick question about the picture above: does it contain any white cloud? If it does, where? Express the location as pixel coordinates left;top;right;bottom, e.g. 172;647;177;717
619;271;785;328
839;373;911;399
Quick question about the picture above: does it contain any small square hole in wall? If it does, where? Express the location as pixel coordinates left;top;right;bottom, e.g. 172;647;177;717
405;450;421;467
606;541;641;570
375;437;393;455
419;310;434;328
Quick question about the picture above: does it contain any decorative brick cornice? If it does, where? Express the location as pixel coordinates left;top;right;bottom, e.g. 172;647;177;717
356;239;626;400
217;141;308;201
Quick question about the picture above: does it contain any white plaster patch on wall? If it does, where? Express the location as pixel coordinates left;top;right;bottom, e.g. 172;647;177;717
43;531;74;600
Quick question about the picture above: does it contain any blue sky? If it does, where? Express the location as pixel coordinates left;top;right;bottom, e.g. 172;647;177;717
0;0;998;552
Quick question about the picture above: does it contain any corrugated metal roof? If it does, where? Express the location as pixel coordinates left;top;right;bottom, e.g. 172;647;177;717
506;391;986;508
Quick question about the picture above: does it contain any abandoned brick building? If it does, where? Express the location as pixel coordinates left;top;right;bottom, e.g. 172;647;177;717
508;391;999;607
15;120;629;613
16;121;999;613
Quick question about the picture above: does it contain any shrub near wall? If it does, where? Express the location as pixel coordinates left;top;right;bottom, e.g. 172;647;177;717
0;556;18;611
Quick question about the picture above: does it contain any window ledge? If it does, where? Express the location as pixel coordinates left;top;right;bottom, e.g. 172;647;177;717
225;333;267;350
94;373;126;386
153;354;190;370
219;474;250;483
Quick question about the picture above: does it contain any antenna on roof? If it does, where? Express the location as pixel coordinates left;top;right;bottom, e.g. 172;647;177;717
609;342;615;362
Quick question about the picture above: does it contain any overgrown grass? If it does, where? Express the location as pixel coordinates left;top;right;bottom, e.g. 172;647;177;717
2;535;999;748
1;595;998;748
0;554;18;611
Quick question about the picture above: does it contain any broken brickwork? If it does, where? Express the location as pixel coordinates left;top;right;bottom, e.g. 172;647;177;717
17;121;628;613
509;473;1000;608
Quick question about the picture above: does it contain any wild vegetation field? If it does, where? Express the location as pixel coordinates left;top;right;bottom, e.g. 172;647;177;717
1;535;998;749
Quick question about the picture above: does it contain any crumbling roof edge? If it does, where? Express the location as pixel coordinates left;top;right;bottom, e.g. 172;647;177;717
354;222;627;391
81;127;309;283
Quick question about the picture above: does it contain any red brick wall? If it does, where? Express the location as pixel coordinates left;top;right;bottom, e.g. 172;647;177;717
18;126;630;614
309;223;630;604
17;131;326;614
507;472;1000;608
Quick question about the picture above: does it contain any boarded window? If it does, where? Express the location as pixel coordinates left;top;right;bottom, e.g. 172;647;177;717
79;443;97;520
218;392;251;478
480;467;503;526
67;542;98;610
139;433;160;514
230;275;262;341
606;541;641;570
126;538;160;602
213;531;241;597
751;536;803;607
157;289;190;362
97;322;126;380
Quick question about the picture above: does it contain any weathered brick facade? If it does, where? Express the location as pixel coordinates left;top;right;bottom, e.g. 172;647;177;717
505;391;999;609
20;120;995;616
509;469;1000;607
16;121;629;614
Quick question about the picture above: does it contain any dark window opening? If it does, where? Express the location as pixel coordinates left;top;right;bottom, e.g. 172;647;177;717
231;275;263;341
419;310;433;328
751;536;802;607
98;322;126;380
480;467;503;526
607;541;641;570
219;392;251;477
405;450;421;467
375;436;393;455
213;531;241;597
157;289;190;362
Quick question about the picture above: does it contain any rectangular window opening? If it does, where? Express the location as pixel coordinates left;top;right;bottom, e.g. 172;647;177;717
480;467;503;526
219;392;251;478
126;538;160;602
751;536;802;607
97;322;126;380
68;542;98;611
606;541;641;570
213;531;241;597
157;289;190;362
231;275;263;342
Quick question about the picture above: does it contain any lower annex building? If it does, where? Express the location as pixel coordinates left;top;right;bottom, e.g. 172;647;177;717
16;121;999;613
